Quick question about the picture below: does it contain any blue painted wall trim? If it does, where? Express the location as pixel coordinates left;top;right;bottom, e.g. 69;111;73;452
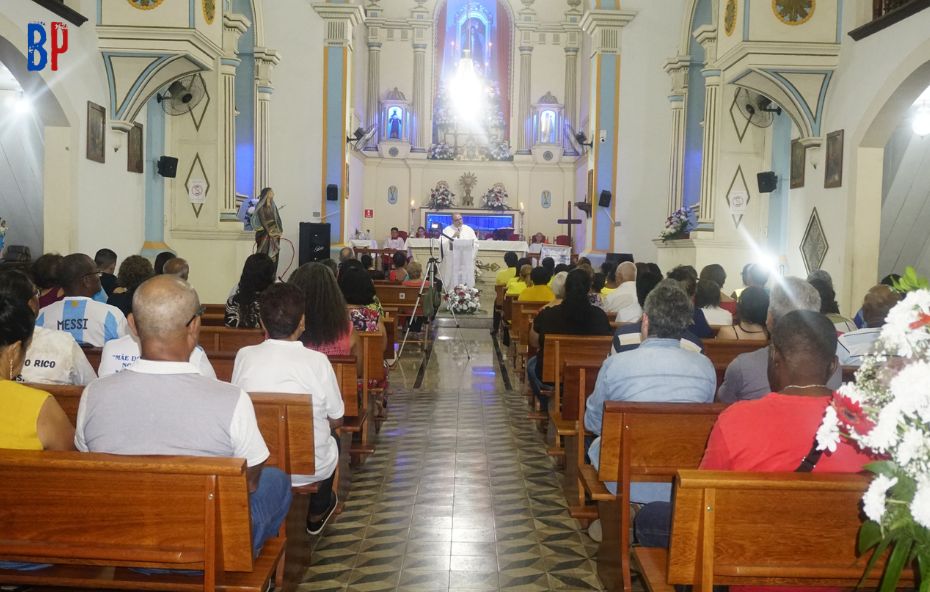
594;53;617;252
682;0;711;214
233;0;255;199
767;113;791;254
144;95;166;245
324;46;346;243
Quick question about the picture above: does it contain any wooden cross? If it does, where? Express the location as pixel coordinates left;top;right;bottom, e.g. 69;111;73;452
557;201;583;250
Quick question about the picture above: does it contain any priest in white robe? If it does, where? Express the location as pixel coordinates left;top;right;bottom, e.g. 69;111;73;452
440;213;478;289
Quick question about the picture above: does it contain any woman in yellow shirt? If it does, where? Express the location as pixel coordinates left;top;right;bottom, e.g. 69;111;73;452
0;290;74;451
506;264;533;297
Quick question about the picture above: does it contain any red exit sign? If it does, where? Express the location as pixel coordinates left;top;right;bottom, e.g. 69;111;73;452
364;209;373;218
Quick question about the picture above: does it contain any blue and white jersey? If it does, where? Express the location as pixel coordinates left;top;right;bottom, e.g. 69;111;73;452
36;297;128;347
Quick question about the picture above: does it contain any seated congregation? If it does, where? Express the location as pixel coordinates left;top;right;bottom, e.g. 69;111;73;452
495;253;912;590
0;246;398;590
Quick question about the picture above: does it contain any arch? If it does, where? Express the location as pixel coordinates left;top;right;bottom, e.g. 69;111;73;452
232;0;256;197
0;31;68;127
678;0;717;56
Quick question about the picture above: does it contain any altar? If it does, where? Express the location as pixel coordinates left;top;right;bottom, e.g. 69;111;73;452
407;238;527;296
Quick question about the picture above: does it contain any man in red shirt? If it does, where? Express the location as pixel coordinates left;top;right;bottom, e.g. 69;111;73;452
635;310;873;555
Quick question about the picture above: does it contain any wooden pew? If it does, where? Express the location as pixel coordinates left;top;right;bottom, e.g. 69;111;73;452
634;470;907;591
202;303;226;326
374;284;421;318
199;326;264;353
350;331;386;464
510;300;548;371
561;357;602;522
581;401;726;592
209;350;237;382
540;334;613;456
329;355;360;509
0;450;285;592
83;346;102;373
702;338;768;387
44;385;321;496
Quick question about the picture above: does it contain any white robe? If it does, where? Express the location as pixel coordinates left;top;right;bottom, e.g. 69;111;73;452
440;224;477;289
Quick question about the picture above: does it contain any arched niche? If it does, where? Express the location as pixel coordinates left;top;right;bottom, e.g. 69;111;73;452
681;0;712;212
432;0;513;149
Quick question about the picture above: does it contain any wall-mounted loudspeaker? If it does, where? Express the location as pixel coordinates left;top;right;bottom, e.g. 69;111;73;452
598;190;612;208
156;156;178;178
326;184;339;201
299;222;331;265
757;171;777;193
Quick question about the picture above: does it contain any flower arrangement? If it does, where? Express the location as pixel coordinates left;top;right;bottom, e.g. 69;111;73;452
429;181;455;210
428;142;455;161
482;183;509;210
815;269;930;589
487;141;513;162
444;284;480;314
659;205;697;242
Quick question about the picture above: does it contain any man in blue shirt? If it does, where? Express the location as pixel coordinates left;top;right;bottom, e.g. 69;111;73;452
586;280;716;504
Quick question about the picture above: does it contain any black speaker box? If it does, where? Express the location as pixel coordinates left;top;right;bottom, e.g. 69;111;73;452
156;156;178;178
757;171;777;193
326;184;339;201
598;190;612;207
299;222;331;265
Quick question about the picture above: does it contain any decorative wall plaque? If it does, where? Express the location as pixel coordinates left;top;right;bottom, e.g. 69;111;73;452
800;207;828;273
773;0;815;26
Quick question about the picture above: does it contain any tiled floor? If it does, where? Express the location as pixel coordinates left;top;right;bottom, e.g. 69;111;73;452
298;326;604;591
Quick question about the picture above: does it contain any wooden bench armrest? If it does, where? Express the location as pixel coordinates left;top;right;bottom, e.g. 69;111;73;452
553;417;576;437
579;464;615;502
632;548;674;592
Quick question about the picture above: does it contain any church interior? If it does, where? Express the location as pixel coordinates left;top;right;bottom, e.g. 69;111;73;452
3;0;930;591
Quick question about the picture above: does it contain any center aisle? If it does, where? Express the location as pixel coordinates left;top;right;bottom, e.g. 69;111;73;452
298;326;604;591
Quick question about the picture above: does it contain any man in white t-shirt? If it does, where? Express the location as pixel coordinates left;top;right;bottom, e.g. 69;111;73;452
74;275;291;557
231;282;344;536
98;330;216;378
36;253;128;347
0;269;97;385
604;261;642;322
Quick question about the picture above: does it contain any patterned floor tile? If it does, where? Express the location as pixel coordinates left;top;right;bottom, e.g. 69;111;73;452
298;330;603;591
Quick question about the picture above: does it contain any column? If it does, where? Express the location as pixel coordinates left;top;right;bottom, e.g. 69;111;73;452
563;0;582;155
517;43;533;153
580;8;636;253
366;41;381;142
663;56;689;215
313;3;364;245
563;48;578;131
254;47;279;193
694;25;718;228
221;13;249;215
411;42;427;149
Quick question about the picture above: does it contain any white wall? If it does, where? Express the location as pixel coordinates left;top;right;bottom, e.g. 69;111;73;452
613;0;686;261
0;1;146;260
0;107;43;256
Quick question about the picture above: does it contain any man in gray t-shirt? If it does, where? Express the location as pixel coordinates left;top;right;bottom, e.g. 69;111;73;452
75;275;291;557
717;277;840;403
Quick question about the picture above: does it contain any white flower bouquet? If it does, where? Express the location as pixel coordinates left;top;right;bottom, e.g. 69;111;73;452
444;284;480;315
482;183;509;211
659;205;697;242
428;142;455;161
429;181;455;210
815;271;930;588
487;141;513;161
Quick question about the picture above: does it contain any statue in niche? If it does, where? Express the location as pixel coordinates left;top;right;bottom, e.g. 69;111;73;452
459;172;477;207
462;18;487;71
387;107;402;140
540;110;556;144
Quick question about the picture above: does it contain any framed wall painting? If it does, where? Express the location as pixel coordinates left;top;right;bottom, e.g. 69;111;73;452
824;129;844;189
127;122;143;173
86;101;106;164
790;138;805;189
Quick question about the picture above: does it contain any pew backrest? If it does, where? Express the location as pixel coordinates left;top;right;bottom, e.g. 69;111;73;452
0;449;255;573
44;384;315;478
667;470;896;589
328;355;360;417
202;303;226;327
597;402;727;484
541;334;613;384
209;350;237;382
562;357;602;423
702;339;767;369
199;326;264;353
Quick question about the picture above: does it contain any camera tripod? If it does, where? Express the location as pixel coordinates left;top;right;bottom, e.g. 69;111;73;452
393;255;471;365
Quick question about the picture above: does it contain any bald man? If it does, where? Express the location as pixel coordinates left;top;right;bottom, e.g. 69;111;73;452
603;261;642;322
75;275;292;557
162;256;190;281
